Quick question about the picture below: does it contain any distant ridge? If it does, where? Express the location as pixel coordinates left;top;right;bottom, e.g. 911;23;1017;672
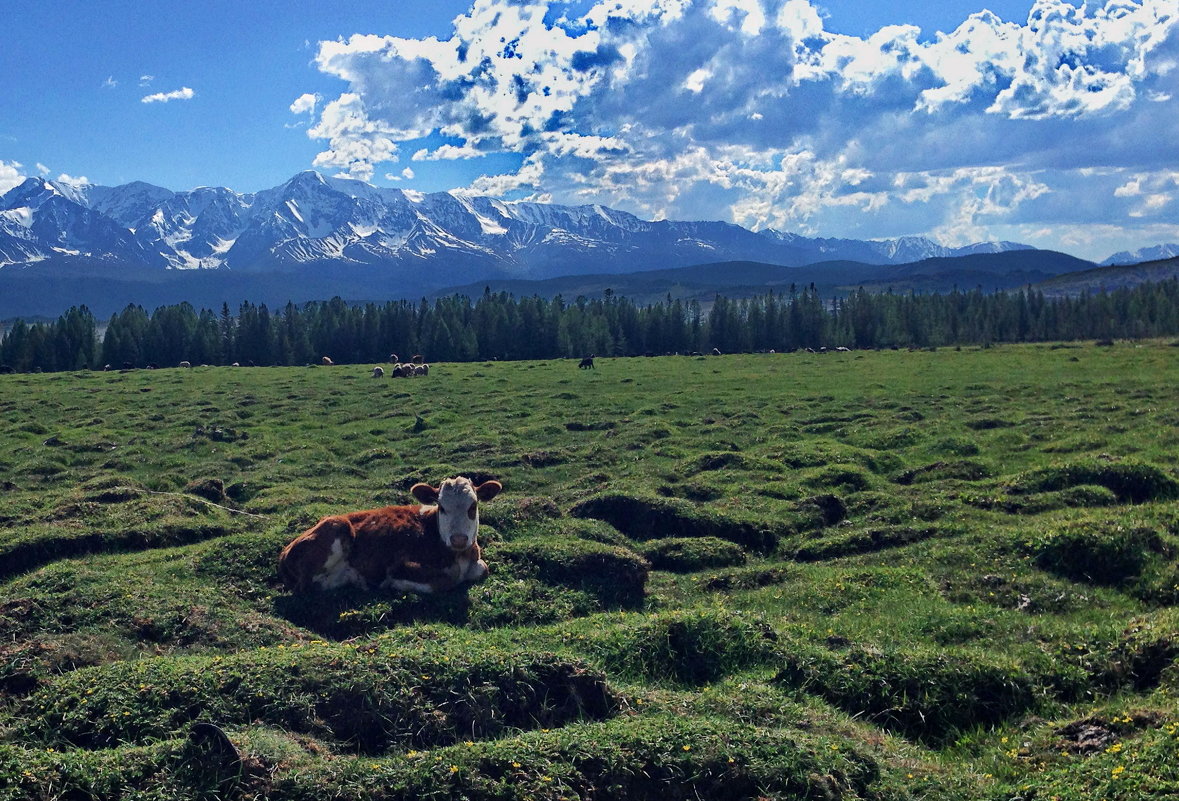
1033;256;1179;297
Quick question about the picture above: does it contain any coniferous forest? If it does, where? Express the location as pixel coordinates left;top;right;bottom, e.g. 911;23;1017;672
2;280;1179;372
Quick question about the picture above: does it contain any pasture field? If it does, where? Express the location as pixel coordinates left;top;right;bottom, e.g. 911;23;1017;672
1;342;1178;800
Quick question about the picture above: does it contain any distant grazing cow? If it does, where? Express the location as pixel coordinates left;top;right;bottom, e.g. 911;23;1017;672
835;346;851;352
578;356;595;369
389;353;399;363
372;366;385;378
322;356;334;366
711;347;722;356
179;360;191;368
418;363;430;376
391;363;409;377
411;354;424;365
278;477;502;594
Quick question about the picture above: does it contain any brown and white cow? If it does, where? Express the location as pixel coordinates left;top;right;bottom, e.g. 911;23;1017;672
277;477;502;594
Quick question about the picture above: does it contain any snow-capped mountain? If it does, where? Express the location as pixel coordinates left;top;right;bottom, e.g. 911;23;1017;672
1102;244;1179;266
0;170;1034;283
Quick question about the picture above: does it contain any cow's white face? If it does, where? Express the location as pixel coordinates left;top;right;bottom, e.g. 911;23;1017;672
412;477;502;552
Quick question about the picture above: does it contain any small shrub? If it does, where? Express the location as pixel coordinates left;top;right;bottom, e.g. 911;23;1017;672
640;537;746;572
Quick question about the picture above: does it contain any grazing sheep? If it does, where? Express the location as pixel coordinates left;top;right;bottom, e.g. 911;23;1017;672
278;477;503;594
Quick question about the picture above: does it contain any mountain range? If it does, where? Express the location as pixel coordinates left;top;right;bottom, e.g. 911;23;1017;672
0;170;1163;318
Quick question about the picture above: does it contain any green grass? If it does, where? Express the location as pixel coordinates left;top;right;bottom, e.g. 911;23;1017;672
1;343;1178;798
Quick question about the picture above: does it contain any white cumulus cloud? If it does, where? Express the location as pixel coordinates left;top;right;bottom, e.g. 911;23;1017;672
0;160;25;194
297;0;1179;258
141;86;195;104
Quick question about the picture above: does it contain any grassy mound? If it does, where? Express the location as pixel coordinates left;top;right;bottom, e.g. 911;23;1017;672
0;713;885;801
639;537;747;572
491;534;650;608
1024;521;1169;586
792;525;943;562
776;641;1044;743
592;609;780;685
569;494;783;552
1009;460;1179;503
13;641;618;753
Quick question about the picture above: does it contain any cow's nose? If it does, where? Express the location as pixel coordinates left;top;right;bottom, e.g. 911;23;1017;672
450;534;469;549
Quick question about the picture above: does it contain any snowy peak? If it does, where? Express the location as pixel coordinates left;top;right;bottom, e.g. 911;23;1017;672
1102;244;1179;266
0;169;1038;282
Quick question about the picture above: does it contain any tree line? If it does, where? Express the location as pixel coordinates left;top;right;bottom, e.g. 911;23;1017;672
2;280;1179;372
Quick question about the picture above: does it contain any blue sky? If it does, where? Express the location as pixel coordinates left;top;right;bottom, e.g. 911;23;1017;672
2;0;1177;261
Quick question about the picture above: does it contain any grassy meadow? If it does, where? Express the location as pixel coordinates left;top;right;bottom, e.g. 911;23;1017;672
1;342;1178;799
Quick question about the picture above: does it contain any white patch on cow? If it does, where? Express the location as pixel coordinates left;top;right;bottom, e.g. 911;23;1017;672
313;538;364;590
386;578;435;594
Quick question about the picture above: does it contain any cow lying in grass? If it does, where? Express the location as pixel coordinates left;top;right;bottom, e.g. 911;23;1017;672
278;477;502;594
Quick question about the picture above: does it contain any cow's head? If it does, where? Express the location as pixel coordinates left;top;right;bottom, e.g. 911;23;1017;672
411;476;502;552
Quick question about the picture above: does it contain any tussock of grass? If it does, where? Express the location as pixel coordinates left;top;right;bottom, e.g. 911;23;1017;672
1024;521;1169;586
592;609;779;685
639;537;747;572
492;534;650;609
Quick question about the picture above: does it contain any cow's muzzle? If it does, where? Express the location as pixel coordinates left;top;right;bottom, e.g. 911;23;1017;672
449;534;470;550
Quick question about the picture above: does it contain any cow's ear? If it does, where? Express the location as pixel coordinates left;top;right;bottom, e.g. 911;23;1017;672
410;483;439;504
475;480;503;501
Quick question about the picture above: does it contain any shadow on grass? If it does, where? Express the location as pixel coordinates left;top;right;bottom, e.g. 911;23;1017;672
273;586;474;639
